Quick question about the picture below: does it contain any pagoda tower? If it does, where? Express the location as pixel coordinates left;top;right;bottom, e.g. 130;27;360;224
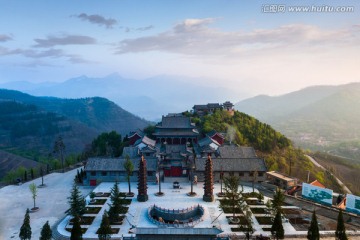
203;154;214;202
137;155;148;202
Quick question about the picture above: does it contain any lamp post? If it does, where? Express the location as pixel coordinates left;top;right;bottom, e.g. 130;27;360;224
188;160;196;196
156;154;164;196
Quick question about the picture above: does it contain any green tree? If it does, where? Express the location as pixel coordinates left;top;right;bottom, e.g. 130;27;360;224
220;175;247;218
271;210;284;240
19;208;31;240
70;216;83;240
335;209;348;240
53;136;66;173
98;212;112;240
124;155;134;194
108;181;123;223
30;168;34;179
39;221;52;240
91;131;122;157
272;188;285;214
307;210;319;240
68;181;86;217
240;210;254;240
29;183;38;209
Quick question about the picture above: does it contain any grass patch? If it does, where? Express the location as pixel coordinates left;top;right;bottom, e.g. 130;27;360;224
70;216;95;225
231;227;253;232
96;228;120;234
250;207;267;214
242;192;260;198
119;199;132;205
66;228;87;234
85;207;102;214
222;207;243;214
245;199;264;205
255;216;273;225
88;199;107;205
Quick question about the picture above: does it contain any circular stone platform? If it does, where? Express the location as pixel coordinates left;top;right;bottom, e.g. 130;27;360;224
148;204;204;227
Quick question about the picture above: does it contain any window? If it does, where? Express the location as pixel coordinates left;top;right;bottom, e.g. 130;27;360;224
239;172;244;177
91;171;96;176
147;172;153;177
110;171;117;176
101;172;107;176
258;172;263;177
249;172;254;177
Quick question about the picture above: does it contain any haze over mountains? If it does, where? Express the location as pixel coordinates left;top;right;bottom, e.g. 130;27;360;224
235;82;360;159
0;73;245;121
0;89;149;153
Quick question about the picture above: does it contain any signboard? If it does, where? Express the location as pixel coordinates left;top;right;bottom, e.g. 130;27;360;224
346;194;360;215
302;183;333;206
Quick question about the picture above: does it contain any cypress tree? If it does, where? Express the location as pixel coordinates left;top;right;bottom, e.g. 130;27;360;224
335;209;348;240
19;208;31;240
24;170;28;182
272;188;285;214
98;212;112;240
30;168;34;179
271;210;284;240
307;210;319;240
70;216;83;240
68;181;86;217
40;221;52;240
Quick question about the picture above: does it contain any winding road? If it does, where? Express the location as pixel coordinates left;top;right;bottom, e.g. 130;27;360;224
305;154;352;194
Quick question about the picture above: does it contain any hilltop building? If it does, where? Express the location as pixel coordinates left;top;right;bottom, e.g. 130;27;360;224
192;101;234;116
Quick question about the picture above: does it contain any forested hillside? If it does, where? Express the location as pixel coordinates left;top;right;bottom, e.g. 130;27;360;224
189;110;343;192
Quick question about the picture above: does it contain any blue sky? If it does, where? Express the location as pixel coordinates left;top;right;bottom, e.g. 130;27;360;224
0;0;359;95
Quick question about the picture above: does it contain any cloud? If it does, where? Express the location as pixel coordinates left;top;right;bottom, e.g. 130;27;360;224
33;34;96;48
0;34;12;42
76;13;117;29
136;25;154;32
0;46;90;64
116;18;357;57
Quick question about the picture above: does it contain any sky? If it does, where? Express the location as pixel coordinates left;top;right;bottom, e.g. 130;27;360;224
0;0;359;96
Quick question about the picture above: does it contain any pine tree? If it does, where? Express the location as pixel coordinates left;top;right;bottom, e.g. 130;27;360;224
70;216;83;240
307;210;319;240
203;154;214;202
272;188;285;214
40;221;52;240
108;181;123;223
137;156;148;202
271;210;284;240
68;181;86;217
98;212;112;240
335;209;348;240
19;208;31;240
30;168;34;179
220;175;247;218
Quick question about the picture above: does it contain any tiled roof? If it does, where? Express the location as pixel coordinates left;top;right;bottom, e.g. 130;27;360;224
122;146;139;158
158;115;193;128
153;130;199;136
218;145;257;158
85;157;157;171
195;157;267;172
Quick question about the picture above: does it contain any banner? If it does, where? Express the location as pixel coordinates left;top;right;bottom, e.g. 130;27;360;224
346;194;360;215
302;183;333;205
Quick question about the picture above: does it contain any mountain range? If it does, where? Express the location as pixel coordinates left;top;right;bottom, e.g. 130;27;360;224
235;82;360;159
0;89;150;155
0;74;246;120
